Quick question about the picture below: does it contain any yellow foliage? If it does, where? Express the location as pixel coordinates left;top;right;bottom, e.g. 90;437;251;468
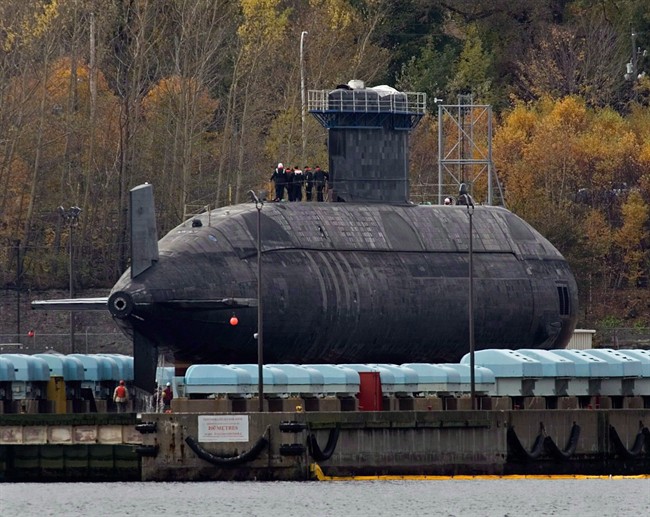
546;96;587;132
502;103;538;139
638;142;650;167
616;190;648;247
309;0;356;31
2;28;16;52
238;0;290;47
265;106;300;165
628;104;650;141
14;0;60;43
614;190;649;286
583;209;611;259
495;95;648;217
575;108;637;189
1;0;59;52
494;103;538;174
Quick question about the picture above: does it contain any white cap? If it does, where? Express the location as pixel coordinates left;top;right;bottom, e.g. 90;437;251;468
166;382;171;387
444;197;451;204
278;162;283;168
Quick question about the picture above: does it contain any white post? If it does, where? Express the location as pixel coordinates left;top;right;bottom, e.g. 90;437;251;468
300;30;308;165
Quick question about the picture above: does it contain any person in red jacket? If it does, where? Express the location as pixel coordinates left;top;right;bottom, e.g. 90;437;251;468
162;382;173;411
113;380;129;413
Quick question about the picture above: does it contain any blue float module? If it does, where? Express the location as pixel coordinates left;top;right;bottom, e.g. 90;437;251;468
1;350;649;401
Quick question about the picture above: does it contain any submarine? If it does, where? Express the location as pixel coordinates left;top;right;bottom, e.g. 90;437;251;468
33;81;578;391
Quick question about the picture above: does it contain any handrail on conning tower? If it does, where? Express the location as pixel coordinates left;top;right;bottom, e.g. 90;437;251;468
308;89;426;115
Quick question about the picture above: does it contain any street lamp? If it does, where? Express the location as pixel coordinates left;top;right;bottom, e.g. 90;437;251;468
14;239;21;341
59;205;82;352
458;183;476;409
624;28;647;81
248;190;264;412
300;30;308;165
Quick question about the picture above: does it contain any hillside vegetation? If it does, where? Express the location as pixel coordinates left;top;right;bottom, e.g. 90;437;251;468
0;1;648;337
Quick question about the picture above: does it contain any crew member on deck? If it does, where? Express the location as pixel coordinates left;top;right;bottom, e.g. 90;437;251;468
293;166;304;201
286;167;295;201
304;166;313;201
270;162;286;201
314;166;327;202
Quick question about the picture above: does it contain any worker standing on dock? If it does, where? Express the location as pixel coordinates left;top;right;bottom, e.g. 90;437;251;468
162;382;173;412
113;380;129;413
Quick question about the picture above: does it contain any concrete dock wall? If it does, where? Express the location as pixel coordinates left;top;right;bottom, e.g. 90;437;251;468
138;409;650;480
1;409;648;481
0;414;142;481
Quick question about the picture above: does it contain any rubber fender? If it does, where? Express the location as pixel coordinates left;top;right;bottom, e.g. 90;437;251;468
609;424;649;459
279;443;306;456
279;421;308;433
307;425;341;462
506;425;545;461
544;423;580;461
134;445;159;457
135;422;157;434
185;430;269;466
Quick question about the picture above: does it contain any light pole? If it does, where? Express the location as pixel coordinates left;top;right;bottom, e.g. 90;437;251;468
14;239;21;342
248;190;264;412
624;28;647;81
458;183;476;409
300;30;308;165
59;205;82;353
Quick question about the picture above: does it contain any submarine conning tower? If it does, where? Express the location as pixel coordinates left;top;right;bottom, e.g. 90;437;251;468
308;80;426;204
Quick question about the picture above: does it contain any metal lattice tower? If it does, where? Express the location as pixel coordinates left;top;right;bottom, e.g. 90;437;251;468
437;95;502;206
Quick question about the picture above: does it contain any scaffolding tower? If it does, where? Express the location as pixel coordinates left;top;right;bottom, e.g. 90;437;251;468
437;94;502;206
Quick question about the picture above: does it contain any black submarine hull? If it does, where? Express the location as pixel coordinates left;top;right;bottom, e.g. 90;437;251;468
109;201;578;366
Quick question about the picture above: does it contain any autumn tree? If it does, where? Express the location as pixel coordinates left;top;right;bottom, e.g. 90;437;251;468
141;76;219;230
514;11;628;108
129;1;237;230
100;0;165;273
494;95;650;302
446;24;493;103
613;190;649;287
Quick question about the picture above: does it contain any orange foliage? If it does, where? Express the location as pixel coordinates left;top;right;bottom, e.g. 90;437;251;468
46;56;113;112
142;75;218;123
495;96;646;212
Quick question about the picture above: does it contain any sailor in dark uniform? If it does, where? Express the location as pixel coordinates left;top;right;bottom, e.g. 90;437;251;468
270;162;286;201
304;166;313;201
293;166;304;201
286;167;295;201
314;166;327;202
